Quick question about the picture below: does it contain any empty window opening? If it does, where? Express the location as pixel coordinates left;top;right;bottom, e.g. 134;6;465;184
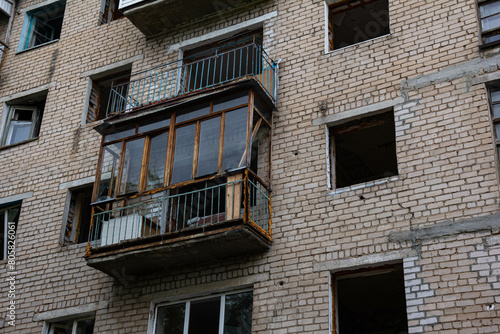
87;69;131;123
45;316;95;334
330;109;398;188
20;0;66;51
154;290;252;334
1;93;46;147
332;264;409;334
99;0;123;24
1;203;20;260
478;0;500;47
328;0;389;50
64;185;93;245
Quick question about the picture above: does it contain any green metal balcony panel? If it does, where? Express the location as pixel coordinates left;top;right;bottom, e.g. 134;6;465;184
119;0;268;36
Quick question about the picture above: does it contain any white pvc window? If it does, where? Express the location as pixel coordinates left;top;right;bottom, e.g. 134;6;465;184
154;290;252;334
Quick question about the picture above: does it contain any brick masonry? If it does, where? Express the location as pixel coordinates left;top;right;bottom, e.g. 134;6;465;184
0;0;499;333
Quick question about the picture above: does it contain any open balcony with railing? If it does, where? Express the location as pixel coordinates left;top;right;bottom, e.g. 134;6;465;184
106;38;277;118
118;0;269;36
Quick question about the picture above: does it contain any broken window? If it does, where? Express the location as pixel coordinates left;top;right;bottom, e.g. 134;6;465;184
0;203;20;260
329;109;398;188
328;0;390;50
99;0;123;25
86;69;131;123
19;0;66;51
1;93;46;147
478;0;500;47
332;264;408;334
63;186;93;245
154;290;252;334
45;316;95;334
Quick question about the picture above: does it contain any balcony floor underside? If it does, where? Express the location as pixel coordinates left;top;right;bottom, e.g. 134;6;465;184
85;220;271;278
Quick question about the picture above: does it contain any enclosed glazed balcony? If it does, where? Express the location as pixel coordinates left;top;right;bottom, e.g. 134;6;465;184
106;38;277;117
86;88;274;278
118;0;268;36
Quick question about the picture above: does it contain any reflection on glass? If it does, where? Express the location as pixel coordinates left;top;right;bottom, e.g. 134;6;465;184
147;132;168;190
224;291;253;334
49;319;73;334
172;125;196;183
485;34;500;44
6;120;31;145
213;92;248;113
121;138;145;194
155;303;185;334
492;90;500;102
223;108;248;171
97;143;122;201
198;117;220;177
189;298;220;334
481;2;500;18
176;103;210;123
139;117;170;133
482;13;500;31
105;126;135;142
493;104;500;119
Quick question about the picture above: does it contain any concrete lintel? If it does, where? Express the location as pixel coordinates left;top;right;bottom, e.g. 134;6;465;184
33;301;108;322
389;212;500;243
312;97;404;127
59;176;95;190
404;53;500;90
139;272;269;303
0;192;33;205
471;70;500;86
0;82;56;103
20;0;63;13
168;11;278;52
80;55;143;78
313;250;417;272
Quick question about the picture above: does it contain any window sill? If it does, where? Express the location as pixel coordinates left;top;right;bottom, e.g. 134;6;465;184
0;137;38;151
16;39;59;55
325;33;391;54
328;175;399;195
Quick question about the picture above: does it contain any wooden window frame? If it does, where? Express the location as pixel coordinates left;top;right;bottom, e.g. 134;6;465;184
477;0;500;48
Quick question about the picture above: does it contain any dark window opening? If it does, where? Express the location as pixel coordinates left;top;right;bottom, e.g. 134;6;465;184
22;0;66;50
328;0;389;50
0;204;21;260
87;69;131;123
64;185;93;244
330;110;398;188
100;0;123;24
333;264;409;334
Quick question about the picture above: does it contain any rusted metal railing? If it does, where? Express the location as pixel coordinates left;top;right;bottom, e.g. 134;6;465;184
106;39;278;116
87;174;270;250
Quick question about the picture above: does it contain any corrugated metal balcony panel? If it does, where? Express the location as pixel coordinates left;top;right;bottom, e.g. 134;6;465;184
118;0;268;36
0;0;12;16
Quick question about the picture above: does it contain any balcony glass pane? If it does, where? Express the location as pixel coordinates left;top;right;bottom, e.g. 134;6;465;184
147;131;168;190
97;142;122;201
172;124;196;183
213;92;248;113
176;102;210;123
197;117;220;177
139;117;170;133
120;138;145;194
224;291;253;334
493;103;500;119
223;107;248;171
155;303;185;334
105;125;135;142
481;2;500;18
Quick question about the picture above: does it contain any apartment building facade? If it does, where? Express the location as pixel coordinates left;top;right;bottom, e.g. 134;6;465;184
0;0;500;333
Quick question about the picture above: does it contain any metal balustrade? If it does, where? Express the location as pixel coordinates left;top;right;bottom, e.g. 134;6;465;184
87;172;271;250
106;39;278;116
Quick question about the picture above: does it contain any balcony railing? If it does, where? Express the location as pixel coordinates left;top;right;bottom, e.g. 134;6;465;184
106;39;278;117
86;170;271;252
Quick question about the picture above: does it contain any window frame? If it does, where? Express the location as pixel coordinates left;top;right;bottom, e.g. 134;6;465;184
2;105;41;146
0;203;20;261
153;289;253;334
45;315;95;334
477;0;500;48
325;0;390;52
63;185;93;245
92;88;273;204
18;0;66;52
